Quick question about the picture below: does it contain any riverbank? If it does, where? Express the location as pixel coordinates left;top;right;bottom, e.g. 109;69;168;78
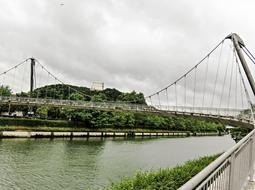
0;114;225;133
108;154;220;190
0;115;226;138
0;130;222;138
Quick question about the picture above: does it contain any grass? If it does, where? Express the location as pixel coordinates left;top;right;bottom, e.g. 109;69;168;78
108;154;220;190
0;125;191;133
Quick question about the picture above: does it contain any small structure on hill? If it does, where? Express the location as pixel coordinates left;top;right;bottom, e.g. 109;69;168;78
91;81;104;91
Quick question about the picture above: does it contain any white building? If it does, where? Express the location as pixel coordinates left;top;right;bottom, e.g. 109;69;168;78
91;82;104;91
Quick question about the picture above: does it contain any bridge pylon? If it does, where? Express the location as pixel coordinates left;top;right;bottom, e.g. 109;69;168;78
30;58;35;97
226;33;255;96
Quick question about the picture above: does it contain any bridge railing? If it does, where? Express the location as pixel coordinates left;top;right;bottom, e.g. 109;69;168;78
179;128;255;190
0;96;253;124
0;95;155;111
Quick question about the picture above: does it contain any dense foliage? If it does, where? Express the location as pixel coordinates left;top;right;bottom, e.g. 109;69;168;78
108;154;220;190
229;127;250;142
33;108;224;132
0;85;11;96
0;110;224;132
0;84;225;132
15;84;146;104
0;117;69;128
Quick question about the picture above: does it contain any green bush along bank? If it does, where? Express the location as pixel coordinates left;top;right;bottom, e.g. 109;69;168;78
0;110;224;132
108;154;220;190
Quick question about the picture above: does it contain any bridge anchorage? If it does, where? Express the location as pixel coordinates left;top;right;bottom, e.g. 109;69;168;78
0;33;255;189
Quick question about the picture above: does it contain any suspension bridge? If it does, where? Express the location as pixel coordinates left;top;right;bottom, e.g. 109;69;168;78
1;33;255;189
0;33;254;125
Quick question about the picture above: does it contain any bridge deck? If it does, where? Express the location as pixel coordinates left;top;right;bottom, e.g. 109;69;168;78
0;96;253;127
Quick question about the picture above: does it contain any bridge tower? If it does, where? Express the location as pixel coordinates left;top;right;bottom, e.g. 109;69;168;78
30;58;35;97
28;58;36;116
227;33;255;96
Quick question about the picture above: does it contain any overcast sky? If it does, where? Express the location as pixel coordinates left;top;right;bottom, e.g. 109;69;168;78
0;0;255;97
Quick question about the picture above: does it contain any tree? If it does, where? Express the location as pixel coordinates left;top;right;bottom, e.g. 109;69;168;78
110;112;135;128
102;88;122;101
117;91;146;104
91;93;107;102
0;85;12;96
69;92;84;101
36;106;49;119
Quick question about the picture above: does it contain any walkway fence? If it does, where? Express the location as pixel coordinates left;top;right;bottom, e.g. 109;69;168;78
0;96;252;125
179;128;255;190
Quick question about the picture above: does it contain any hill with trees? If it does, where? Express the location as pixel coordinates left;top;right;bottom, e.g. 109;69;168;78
15;84;146;104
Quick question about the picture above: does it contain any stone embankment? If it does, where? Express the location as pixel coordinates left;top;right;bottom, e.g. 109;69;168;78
0;131;221;138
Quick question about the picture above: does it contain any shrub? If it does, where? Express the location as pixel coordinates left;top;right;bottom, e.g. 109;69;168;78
109;154;220;190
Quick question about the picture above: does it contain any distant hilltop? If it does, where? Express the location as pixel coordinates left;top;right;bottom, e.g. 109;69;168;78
15;84;146;104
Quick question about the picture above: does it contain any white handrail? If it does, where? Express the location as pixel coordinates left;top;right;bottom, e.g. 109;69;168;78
179;129;255;190
0;96;253;124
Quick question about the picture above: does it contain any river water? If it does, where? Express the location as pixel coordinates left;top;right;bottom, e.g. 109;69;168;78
0;135;235;190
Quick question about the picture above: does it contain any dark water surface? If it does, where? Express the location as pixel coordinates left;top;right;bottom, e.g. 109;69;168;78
0;135;235;190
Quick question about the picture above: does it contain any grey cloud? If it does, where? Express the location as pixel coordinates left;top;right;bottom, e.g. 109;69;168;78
0;0;255;99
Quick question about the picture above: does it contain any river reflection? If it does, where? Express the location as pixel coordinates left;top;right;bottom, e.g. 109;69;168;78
0;136;235;190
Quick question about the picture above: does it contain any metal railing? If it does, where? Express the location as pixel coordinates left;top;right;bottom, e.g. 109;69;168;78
179;128;255;190
0;96;252;124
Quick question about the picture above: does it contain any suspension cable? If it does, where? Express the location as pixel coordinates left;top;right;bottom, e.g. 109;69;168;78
149;96;153;106
0;74;6;97
34;59;92;99
239;66;244;108
146;39;225;98
165;88;169;110
219;44;232;108
235;57;238;110
227;48;235;111
235;49;255;123
0;58;29;77
20;60;27;93
243;46;255;65
193;66;197;112
202;56;209;108
12;65;17;94
184;75;187;111
175;82;177;111
157;93;161;109
211;41;224;107
45;72;50;99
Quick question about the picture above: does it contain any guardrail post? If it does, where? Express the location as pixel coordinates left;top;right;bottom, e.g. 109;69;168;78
249;136;255;181
228;154;236;190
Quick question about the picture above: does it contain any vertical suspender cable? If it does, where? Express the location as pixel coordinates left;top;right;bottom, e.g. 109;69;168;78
235;58;238;110
236;50;254;123
175;83;177;112
239;69;244;109
211;42;224;108
0;74;6;97
157;93;161;110
193;66;197;113
20;60;27;94
54;78;57;99
165;88;169;111
184;75;187;112
149;96;153;107
227;49;235;114
202;56;209;108
219;44;232;111
12;66;17;93
45;72;50;99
